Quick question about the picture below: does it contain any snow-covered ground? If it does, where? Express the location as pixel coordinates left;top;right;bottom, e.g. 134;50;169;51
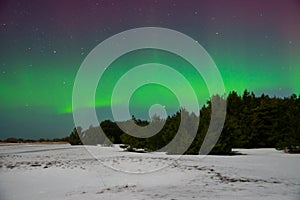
0;144;299;200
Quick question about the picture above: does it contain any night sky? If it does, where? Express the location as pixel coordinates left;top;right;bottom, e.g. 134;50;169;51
0;0;299;139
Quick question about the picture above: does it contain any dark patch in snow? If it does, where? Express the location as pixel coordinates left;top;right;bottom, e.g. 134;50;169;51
96;184;137;194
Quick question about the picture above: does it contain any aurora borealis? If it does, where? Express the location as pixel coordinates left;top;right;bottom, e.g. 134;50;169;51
0;0;299;139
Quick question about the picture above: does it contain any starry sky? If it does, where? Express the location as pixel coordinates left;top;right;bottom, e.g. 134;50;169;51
0;0;299;139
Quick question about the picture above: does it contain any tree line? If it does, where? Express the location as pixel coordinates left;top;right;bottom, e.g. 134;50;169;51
0;137;69;143
69;90;300;154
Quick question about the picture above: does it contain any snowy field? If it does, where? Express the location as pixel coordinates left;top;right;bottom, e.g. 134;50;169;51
0;144;299;200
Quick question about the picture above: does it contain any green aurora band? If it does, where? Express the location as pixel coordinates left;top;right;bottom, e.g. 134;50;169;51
1;48;298;117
